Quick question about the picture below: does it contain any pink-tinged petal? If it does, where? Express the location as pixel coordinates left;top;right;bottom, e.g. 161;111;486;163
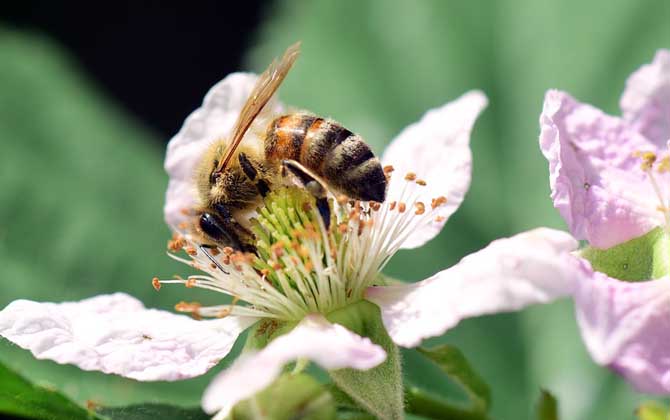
620;49;670;144
366;228;580;348
201;314;386;415
0;293;256;381
163;73;284;227
381;91;488;249
574;270;670;394
540;90;663;249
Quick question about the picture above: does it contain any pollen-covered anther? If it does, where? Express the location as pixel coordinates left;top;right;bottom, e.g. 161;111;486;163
301;202;312;212
151;277;161;291
435;216;446;223
272;262;282;270
338;223;348;233
304;261;314;272
370;201;381;211
185;246;197;256
223;247;234;256
415;179;427;186
185;278;197;288
167;234;186;252
383;165;395;174
404;172;417;181
208;247;221;256
657;156;670;173
389;201;397;211
398;202;407;213
415;202;426;215
175;301;201;314
431;196;448;209
634;150;657;171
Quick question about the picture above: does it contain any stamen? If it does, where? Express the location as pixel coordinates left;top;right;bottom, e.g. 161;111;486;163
404;172;417;181
152;277;161;291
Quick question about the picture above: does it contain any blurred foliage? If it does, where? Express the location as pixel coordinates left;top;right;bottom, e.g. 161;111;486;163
535;390;559;420
636;401;670;420
0;360;99;420
0;0;669;419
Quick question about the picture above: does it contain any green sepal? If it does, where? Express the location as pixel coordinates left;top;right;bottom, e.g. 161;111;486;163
407;345;491;419
636;401;669;420
580;227;670;282
230;373;336;420
534;390;559;420
326;300;404;420
243;318;296;352
0;361;103;420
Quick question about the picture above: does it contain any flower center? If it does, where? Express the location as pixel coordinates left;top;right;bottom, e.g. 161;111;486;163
153;169;448;321
634;150;670;232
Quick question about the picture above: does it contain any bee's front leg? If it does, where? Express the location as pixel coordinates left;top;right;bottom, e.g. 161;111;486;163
199;203;256;253
238;152;270;197
281;159;331;230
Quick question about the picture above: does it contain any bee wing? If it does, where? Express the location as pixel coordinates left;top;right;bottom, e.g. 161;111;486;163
217;42;301;172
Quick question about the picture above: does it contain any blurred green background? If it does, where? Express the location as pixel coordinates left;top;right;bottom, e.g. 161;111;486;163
1;0;668;418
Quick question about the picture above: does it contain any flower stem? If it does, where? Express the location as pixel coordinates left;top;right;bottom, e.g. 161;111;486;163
405;386;489;420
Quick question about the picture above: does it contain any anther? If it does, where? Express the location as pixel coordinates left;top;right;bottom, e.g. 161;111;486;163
185;246;197;256
370;201;381;211
416;179;427;186
431;196;448;209
415;202;425;215
435;216;446;223
223;247;234;255
634;150;657;171
338;223;348;233
151;277;161;291
185;278;197;288
337;195;349;205
398;202;407;213
383;165;395;174
404;172;417;181
658;156;670;173
389;201;397;211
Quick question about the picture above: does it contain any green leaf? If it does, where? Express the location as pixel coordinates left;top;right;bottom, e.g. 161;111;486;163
580;227;670;282
416;345;491;415
636;401;669;420
535;390;559;420
231;373;336;420
326;301;404;420
99;404;208;420
0;361;102;420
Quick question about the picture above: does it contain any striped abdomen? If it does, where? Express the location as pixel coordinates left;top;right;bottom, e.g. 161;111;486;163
265;113;387;202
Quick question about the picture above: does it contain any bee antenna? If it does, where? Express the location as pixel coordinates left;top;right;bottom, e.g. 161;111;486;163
199;245;229;275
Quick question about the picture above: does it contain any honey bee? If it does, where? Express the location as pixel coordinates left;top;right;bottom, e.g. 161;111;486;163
194;42;388;252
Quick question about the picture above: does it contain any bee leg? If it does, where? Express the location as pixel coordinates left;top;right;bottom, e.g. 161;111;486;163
199;205;256;253
281;160;331;230
238;152;270;197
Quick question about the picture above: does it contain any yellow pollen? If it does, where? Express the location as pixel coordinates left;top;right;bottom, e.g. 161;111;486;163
398;202;407;213
416;179;427;186
405;172;417;181
185;246;197;256
383;165;395;174
658;156;670;173
151;277;161;291
634;150;657;171
185;278;197;288
304;261;314;272
415;202;426;215
223;247;234;256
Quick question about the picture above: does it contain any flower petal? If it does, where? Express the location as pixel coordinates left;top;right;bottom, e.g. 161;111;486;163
620;49;670;144
0;293;256;381
540;89;662;249
163;73;284;227
366;228;580;348
201;314;386;415
381;91;488;249
574;270;670;394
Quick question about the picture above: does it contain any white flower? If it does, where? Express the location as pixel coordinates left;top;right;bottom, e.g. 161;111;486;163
0;73;580;417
